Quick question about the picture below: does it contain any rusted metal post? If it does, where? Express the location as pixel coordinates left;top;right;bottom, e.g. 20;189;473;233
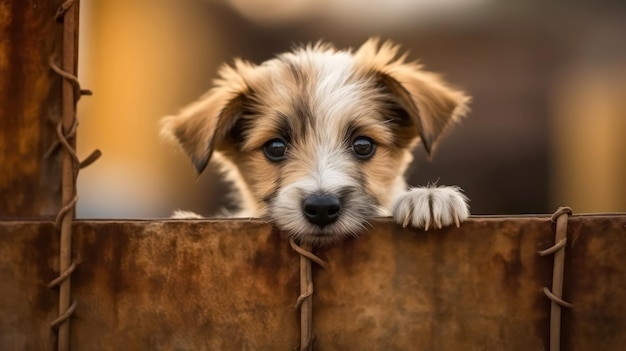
55;2;80;351
545;207;574;351
58;13;75;351
299;244;313;351
290;239;328;351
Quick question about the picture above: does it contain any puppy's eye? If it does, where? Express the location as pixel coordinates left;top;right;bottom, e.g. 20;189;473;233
352;136;376;159
263;138;287;161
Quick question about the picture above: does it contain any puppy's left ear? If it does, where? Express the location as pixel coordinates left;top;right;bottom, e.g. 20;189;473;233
356;39;470;155
160;60;253;174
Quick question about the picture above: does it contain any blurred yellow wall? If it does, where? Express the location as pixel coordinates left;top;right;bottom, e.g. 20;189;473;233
550;65;626;212
78;1;222;217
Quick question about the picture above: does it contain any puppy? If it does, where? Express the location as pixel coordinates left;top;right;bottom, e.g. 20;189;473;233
161;38;470;246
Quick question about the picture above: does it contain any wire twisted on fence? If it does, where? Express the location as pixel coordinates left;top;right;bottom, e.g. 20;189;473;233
290;239;327;351
538;206;574;351
47;1;101;350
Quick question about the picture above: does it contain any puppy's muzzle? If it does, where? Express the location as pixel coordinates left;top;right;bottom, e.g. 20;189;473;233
302;194;341;227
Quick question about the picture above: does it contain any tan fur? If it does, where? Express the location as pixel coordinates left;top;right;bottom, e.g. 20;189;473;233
161;38;471;246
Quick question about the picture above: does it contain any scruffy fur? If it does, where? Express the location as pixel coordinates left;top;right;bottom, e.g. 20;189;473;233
161;38;470;246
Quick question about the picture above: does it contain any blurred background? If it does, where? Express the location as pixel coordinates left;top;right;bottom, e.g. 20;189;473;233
76;0;626;218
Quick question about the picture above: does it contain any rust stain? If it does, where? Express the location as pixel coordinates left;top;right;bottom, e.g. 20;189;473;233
562;216;626;351
250;227;287;287
494;230;524;294
30;223;58;312
0;0;63;217
76;223;133;296
0;221;58;350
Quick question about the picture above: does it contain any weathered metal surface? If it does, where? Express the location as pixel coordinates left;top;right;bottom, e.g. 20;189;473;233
0;221;59;350
562;215;626;351
1;216;625;350
0;0;65;218
70;220;300;350
314;218;555;350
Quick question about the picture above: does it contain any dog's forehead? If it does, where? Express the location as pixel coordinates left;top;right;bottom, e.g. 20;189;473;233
256;53;382;128
238;50;396;152
284;50;365;101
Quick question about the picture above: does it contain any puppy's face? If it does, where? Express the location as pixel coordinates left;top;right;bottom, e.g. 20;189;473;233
227;56;411;244
161;39;469;246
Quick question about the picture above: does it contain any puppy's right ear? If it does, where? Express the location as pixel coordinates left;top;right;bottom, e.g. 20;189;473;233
160;60;254;174
355;38;470;156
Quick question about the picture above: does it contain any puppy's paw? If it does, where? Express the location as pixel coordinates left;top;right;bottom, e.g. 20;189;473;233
171;210;204;219
392;186;469;230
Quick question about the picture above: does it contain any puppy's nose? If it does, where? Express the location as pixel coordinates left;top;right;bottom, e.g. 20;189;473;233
303;194;341;227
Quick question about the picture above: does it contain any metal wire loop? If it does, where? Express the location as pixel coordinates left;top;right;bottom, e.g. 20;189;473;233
538;237;567;256
289;239;328;269
543;287;574;309
50;301;78;329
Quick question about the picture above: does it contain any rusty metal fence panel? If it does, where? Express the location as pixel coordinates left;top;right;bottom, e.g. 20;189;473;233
1;215;625;350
